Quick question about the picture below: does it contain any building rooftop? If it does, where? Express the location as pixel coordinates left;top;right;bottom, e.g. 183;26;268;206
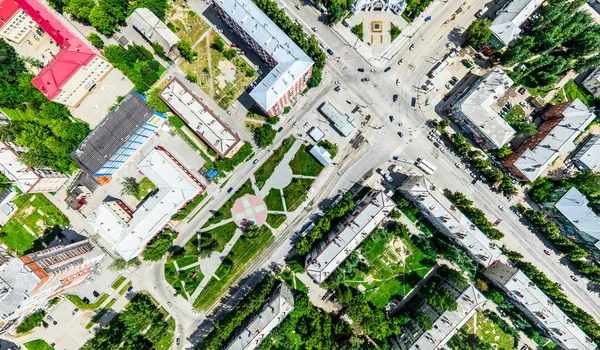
512;99;595;182
306;190;396;284
87;147;204;260
572;134;600;172
15;0;98;100
555;187;600;251
214;0;313;113
400;176;504;268
309;145;332;167
0;0;20;28
485;262;596;350
0;248;41;324
127;8;179;55
0;142;41;193
307;127;325;142
490;0;543;45
319;102;356;137
226;283;294;350
454;69;516;148
160;79;242;157
72;92;157;176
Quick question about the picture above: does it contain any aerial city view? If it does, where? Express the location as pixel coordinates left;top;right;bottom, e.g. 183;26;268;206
2;0;600;348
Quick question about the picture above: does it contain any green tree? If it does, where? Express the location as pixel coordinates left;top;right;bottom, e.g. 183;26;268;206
142;229;177;261
152;42;165;57
16;311;46;333
146;88;170;113
48;0;68;12
254;124;277;148
244;224;261;238
212;37;225;51
496;145;512;159
327;2;345;23
307;67;322;88
87;33;104;48
565;169;600;199
89;6;118;35
130;0;168;19
223;48;237;60
464;19;492;47
65;0;96;21
177;40;197;61
121;177;140;196
415;312;433;330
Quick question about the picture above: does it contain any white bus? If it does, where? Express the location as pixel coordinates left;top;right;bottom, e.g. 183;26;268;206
416;158;436;175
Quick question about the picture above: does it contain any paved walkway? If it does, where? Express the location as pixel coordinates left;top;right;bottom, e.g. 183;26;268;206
258;140;302;197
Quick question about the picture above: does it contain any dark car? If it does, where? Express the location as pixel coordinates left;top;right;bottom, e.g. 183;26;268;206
252;159;259;164
227;187;234;193
127;285;134;292
384;67;391;72
389;116;394;122
393;94;398;102
358;68;364;72
518;87;527;95
361;77;369;82
411;97;416;107
327;49;334;56
397;132;404;138
92;290;100;298
176;338;181;345
277;127;283;132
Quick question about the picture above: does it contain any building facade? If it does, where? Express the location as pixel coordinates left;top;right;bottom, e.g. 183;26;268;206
12;0;112;107
450;69;516;149
213;0;313;116
0;0;34;44
503;99;596;182
350;0;407;14
0;240;105;335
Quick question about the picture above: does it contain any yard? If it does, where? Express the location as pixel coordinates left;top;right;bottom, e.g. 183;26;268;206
551;80;595;107
110;276;126;290
165;0;210;44
282;178;315;212
192;226;274;310
0;194;69;254
253;136;296;189
289;145;324;177
462;311;517;350
23;339;55;350
135;177;156;200
266;213;286;229
198;221;239;254
164;261;204;299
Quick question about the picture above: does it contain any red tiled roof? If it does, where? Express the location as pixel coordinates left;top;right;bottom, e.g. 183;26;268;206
0;0;20;29
14;0;97;100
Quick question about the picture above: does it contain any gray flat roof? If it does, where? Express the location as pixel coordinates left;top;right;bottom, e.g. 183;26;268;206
319;102;356;137
309;145;332;167
555;187;600;250
0;252;40;325
490;0;542;45
71;92;155;175
572;134;600;172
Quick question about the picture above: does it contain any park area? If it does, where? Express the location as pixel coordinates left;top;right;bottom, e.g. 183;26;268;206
0;194;69;255
457;311;518;350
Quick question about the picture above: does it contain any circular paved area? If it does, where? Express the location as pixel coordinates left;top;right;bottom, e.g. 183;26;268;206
231;194;268;227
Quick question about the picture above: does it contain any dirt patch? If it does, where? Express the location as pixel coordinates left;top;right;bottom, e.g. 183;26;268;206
215;59;237;89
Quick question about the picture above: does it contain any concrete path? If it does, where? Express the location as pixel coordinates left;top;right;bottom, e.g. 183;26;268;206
258;140;302;197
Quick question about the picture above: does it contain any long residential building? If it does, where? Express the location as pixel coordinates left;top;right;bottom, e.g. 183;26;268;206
389;283;487;350
450;69;516;149
571;134;600;172
226;283;294;350
10;0;112;106
213;0;313;117
0;142;69;193
71;92;166;184
503;99;596;182
399;176;504;267
488;0;542;48
0;0;35;44
87;147;205;260
0;240;105;335
127;8;180;60
305;190;396;284
485;262;596;350
160;78;243;158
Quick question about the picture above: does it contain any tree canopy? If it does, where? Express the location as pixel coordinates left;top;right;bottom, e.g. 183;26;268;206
254;124;277;148
142;228;177;261
464;19;492;47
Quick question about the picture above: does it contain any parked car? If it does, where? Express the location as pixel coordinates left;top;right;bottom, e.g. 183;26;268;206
393;94;398;102
361;78;369;82
411;97;416;107
409;44;415;50
518;87;527;95
176;338;181;345
384;67;391;72
227;187;234;193
397;132;404;138
571;275;579;282
127;285;134;292
252;159;259;164
396;79;401;86
73;308;79;315
92;290;100;298
277;127;283;132
358;68;364;72
544;249;551;256
389;116;394;122
327;49;334;56
230;43;238;48
334;86;341;92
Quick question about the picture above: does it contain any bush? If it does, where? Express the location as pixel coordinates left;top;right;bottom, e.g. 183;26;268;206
212;37;225;52
152;42;165;58
390;23;401;41
283;106;291;114
351;22;364;38
223;48;237;60
168;116;185;128
87;33;104;48
177;40;197;61
254;124;277;148
142;228;177;261
16;311;45;333
307;67;322;88
186;74;198;83
146;88;170;114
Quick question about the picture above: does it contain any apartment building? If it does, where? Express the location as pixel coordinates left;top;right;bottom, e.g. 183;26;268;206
0;0;34;44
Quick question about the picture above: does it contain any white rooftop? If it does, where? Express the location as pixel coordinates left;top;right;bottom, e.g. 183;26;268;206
401;176;504;268
87;148;204;260
572;134;600;172
127;8;180;55
490;0;543;45
0;253;40;325
160;79;241;157
0;142;40;193
214;0;313;113
226;283;294;350
455;69;516;148
555;187;600;251
309;145;332;167
487;263;596;350
410;286;487;350
308;127;325;142
513;99;596;182
306;191;396;284
319;102;356;137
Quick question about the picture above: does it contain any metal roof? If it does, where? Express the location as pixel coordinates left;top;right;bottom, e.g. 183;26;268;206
72;92;156;176
490;0;542;46
0;0;20;28
319;102;356;137
214;0;313;112
555;187;600;250
305;190;396;284
87;147;204;260
400;176;504;268
454;69;516;148
309;145;332;167
127;8;179;55
572;134;600;172
226;283;294;350
160;78;242;157
513;99;596;182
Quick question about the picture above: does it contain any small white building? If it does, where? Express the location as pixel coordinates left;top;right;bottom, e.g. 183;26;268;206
319;102;356;137
309;145;332;167
127;8;180;60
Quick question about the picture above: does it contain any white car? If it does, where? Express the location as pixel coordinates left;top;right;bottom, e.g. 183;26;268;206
371;68;379;72
454;163;461;168
498;205;505;211
409;44;415;50
335;80;342;84
293;122;298;127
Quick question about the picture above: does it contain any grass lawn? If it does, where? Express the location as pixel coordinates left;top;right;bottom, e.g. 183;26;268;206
119;281;132;296
135;177;156;200
181;266;204;295
204;180;255;226
176;254;198;268
283;178;314;212
551;80;595;107
66;294;109;310
164;262;186;299
165;0;210;44
2;107;37;121
200;221;238;253
154;314;176;350
266;213;286;228
0;194;69;254
463;311;516;350
254;137;296;189
193;226;274;310
346;234;435;308
264;188;285;211
23;339;55;350
289;145;324;177
110;276;126;290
